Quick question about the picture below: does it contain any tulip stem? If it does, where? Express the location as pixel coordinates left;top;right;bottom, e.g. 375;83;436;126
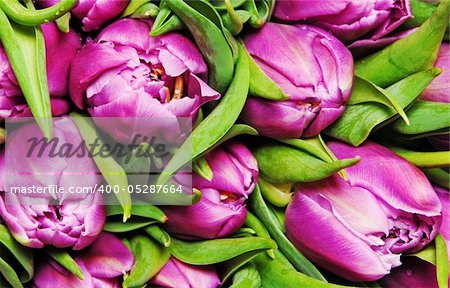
249;185;326;281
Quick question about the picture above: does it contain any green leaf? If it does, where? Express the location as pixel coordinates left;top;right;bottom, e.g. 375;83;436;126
408;243;436;265
436;234;449;288
244;212;275;258
250;185;325;281
103;218;157;233
350;76;410;124
326;68;440;146
221;0;244;35
202;124;258;155
210;0;247;10
355;0;449;87
0;224;33;285
386;146;450;168
423;168;450;189
55;12;71;33
258;177;292;207
124;234;170;288
168;237;276;265
229;262;261;288
0;11;52;138
252;140;359;183
144;225;171;247
0;0;77;26
121;0;151;16
106;203;167;223
253;251;350;288
130;3;159;18
120;144;152;187
70;113;132;221
246;45;288;101
243;0;275;28
219;250;264;285
391;101;450;135
45;247;84;280
157;43;249;185
192;157;213;181
150;2;184;36
402;0;438;29
165;0;234;94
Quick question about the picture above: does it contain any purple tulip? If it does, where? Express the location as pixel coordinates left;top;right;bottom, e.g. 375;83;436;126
162;141;258;239
0;116;105;249
285;141;442;281
273;0;412;50
0;22;80;118
34;232;134;287
436;185;450;255
421;43;450;103
150;257;221;288
39;0;129;32
70;19;220;144
241;23;353;139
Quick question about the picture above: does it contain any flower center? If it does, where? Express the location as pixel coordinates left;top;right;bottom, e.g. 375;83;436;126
147;65;185;103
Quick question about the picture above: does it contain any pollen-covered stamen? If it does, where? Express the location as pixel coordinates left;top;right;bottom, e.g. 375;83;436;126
173;76;184;100
164;87;171;103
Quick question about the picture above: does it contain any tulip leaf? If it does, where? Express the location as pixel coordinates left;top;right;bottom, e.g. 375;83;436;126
253;251;350;288
258;177;292;207
409;242;436;265
402;0;438;29
130;3;160;19
243;0;275;28
144;225;171;247
150;1;184;36
386;146;450;168
45;247;84;280
219;250;266;285
55;12;71;33
355;0;449;87
246;46;288;101
221;0;244;35
106;203;167;223
103;218;157;233
349;76;410;124
326;68;440;146
70;113;132;221
229;262;261;288
192;157;214;181
436;234;449;288
203;124;258;155
0;0;77;26
244;212;275;259
252;140;360;183
210;0;247;10
122;0;151;16
391;101;450;135
124;234;170;288
120;144;152;187
168;236;276;265
250;185;326;281
0;10;52;138
157;44;249;185
423;168;450;189
0;224;34;285
165;0;234;94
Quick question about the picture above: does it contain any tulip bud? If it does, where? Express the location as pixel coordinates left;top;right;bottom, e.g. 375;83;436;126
0;117;105;249
150;258;221;288
69;19;220;144
285;141;442;281
39;0;129;32
162;141;258;239
34;232;134;287
0;22;80;118
241;23;353;139
273;0;413;51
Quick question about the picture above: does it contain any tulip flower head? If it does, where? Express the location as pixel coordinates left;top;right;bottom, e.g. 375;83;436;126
150;257;221;288
70;19;220;144
241;23;353;139
163;141;258;239
40;0;129;32
274;0;413;50
34;232;134;287
0;117;105;249
0;22;80;118
285;141;442;281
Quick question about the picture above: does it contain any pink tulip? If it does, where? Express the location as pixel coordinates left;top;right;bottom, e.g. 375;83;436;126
285;141;442;281
34;233;134;287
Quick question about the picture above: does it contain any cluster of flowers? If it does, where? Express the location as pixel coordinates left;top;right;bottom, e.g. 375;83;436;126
0;0;448;287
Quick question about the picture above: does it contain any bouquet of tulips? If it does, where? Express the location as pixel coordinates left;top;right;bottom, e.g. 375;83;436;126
0;0;449;287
